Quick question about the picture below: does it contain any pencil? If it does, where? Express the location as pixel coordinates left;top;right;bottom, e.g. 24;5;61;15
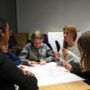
67;58;73;63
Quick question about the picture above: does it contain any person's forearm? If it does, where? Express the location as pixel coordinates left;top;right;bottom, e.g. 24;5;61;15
45;57;55;62
19;55;29;63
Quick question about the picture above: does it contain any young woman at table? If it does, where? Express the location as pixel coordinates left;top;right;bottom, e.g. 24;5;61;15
55;25;80;68
19;31;55;65
63;31;90;83
0;17;38;90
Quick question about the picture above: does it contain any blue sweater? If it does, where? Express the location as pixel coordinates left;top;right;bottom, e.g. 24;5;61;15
7;50;21;66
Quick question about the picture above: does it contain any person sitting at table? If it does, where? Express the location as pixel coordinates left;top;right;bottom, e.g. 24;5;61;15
62;31;90;84
19;30;55;65
54;25;80;66
0;17;38;90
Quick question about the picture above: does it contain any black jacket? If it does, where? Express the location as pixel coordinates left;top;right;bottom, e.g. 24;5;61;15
70;61;90;84
0;51;38;90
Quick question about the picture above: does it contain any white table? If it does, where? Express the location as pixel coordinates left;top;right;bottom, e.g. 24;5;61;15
22;62;84;86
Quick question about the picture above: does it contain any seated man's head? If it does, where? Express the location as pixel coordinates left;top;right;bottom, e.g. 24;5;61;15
31;31;43;49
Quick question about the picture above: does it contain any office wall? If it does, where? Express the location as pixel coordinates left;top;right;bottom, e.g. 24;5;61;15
0;0;17;32
16;0;90;33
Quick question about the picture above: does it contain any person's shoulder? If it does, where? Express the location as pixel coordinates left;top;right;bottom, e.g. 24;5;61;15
24;43;32;47
41;43;48;47
68;46;79;52
7;50;16;57
42;43;47;45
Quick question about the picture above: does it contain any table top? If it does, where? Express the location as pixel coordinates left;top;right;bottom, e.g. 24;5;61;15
21;62;90;90
22;62;84;86
39;81;90;90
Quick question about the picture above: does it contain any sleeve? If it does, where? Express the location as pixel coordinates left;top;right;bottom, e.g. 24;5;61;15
66;50;81;74
7;50;21;66
44;44;55;62
57;49;80;66
19;44;30;63
0;52;38;90
70;61;81;75
68;50;80;63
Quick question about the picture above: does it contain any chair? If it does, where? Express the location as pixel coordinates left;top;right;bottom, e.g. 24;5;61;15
13;32;29;55
43;34;53;50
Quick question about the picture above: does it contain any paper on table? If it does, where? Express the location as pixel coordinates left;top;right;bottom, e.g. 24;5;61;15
22;62;84;86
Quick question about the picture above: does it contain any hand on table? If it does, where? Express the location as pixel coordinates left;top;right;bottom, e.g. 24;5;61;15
28;60;46;65
28;61;39;65
40;60;46;65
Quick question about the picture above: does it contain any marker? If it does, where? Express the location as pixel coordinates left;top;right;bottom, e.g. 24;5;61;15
67;58;73;63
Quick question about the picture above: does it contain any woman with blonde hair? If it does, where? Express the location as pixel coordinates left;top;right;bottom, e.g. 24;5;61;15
55;25;80;70
63;31;90;83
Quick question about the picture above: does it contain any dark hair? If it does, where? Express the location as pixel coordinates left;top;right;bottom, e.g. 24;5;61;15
63;25;77;49
78;31;90;70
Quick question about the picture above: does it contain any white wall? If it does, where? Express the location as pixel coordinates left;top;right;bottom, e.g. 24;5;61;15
16;0;90;33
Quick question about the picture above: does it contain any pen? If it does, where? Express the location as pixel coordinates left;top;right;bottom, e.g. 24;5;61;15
67;58;73;63
62;58;73;67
